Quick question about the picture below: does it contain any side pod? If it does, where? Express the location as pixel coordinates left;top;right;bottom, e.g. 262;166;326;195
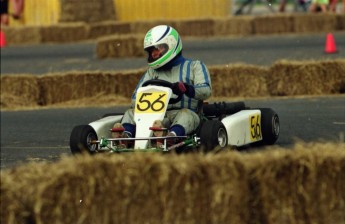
221;110;262;147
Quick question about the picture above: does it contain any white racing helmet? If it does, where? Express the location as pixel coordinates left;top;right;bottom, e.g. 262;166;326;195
144;25;183;69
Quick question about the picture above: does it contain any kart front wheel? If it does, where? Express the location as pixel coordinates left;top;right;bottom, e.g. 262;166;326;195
199;120;228;152
70;125;98;155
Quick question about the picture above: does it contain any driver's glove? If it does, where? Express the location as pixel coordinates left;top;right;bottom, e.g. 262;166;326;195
172;82;195;98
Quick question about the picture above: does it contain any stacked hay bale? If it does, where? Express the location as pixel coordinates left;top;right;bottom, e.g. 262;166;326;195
0;152;251;224
0;75;40;108
1;60;344;109
210;64;269;97
1;26;42;46
244;143;345;224
88;21;132;39
1;143;344;224
214;16;253;36
253;14;294;35
293;13;338;33
267;59;345;96
34;70;144;106
96;35;145;58
40;23;89;43
59;0;116;23
337;14;345;30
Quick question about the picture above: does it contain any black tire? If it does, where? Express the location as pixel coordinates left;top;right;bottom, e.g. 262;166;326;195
70;125;98;155
199;120;228;152
260;108;280;145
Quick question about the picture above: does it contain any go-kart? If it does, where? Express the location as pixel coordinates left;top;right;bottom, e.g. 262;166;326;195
69;80;280;154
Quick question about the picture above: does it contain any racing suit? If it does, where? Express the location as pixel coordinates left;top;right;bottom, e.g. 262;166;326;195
121;55;212;137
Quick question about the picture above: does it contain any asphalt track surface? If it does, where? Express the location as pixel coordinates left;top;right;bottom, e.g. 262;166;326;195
1;32;345;169
1;32;345;75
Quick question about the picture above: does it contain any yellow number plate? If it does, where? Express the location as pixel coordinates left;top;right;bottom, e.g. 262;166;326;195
135;91;168;113
250;114;262;141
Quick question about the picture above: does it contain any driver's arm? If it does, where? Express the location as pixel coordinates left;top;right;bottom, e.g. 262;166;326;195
190;61;212;101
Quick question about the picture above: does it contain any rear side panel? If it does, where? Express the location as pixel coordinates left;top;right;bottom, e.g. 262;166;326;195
221;110;262;146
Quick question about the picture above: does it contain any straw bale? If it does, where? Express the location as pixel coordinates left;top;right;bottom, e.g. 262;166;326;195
294;13;338;33
96;34;144;58
40;23;89;43
1;143;345;223
267;59;345;96
59;0;115;23
0;75;40;108
2;60;344;109
88;21;131;39
209;64;269;97
38;72;118;105
113;70;144;98
1;26;41;46
1;152;250;224
0;173;27;224
130;20;180;34
245;143;345;223
336;14;345;30
253;14;294;35
213;16;254;36
174;18;216;37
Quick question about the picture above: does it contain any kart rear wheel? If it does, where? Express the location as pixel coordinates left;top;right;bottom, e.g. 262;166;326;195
260;108;280;145
199;120;228;152
70;125;98;155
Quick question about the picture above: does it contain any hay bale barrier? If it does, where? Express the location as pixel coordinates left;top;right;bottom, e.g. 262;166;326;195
1;143;344;224
1;59;344;110
96;34;145;58
267;60;345;96
3;14;345;46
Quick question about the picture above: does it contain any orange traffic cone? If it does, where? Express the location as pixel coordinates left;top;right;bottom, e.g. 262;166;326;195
324;33;338;54
0;30;6;48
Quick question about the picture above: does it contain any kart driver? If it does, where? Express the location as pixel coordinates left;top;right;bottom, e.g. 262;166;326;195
113;25;212;147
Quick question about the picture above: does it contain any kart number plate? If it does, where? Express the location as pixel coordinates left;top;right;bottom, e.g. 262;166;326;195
135;91;168;113
250;114;262;141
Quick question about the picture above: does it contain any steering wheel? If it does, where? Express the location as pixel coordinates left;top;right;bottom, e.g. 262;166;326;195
142;79;183;104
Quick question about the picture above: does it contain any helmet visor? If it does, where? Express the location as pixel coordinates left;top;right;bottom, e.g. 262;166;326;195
145;44;169;63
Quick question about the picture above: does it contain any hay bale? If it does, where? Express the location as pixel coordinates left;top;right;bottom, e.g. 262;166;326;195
0;173;28;224
40;23;89;43
96;34;144;58
59;0;115;23
336;14;345;30
0;75;40;108
2;26;41;46
294;13;338;33
130;20;179;34
38;72;118;105
0;153;250;224
245;143;345;224
88;21;131;39
209;64;269;97
113;70;144;98
174;18;216;37
253;14;294;35
214;16;254;36
267;59;345;96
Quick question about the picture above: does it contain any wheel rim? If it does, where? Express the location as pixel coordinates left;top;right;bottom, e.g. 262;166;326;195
87;132;97;151
217;128;227;147
272;115;280;137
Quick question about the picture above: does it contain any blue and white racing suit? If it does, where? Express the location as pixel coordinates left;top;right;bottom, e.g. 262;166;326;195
121;55;212;136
